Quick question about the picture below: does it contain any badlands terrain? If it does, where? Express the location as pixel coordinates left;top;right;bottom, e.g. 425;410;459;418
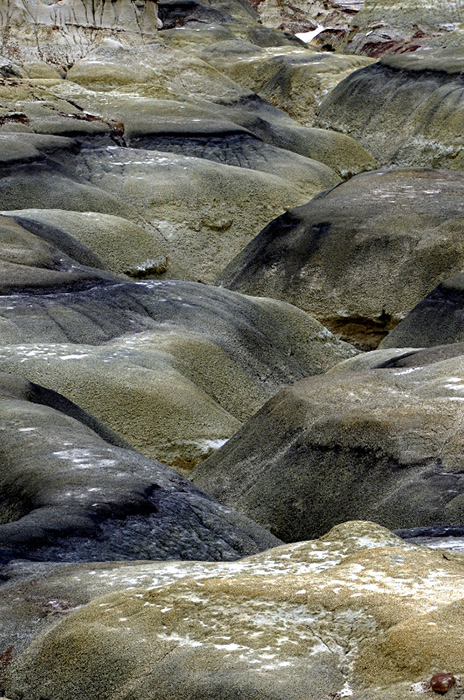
1;0;464;698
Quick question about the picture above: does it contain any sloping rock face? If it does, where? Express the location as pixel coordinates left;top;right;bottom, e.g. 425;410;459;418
3;522;464;700
317;48;464;169
0;520;404;656
0;0;375;284
195;41;374;127
0;0;161;66
0;206;357;468
218;168;464;349
0;126;339;285
248;0;365;35
340;0;464;56
380;272;464;349
192;355;464;541
0;247;356;467
0;372;281;563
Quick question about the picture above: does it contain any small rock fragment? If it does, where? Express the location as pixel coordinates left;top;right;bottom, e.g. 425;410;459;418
430;673;456;694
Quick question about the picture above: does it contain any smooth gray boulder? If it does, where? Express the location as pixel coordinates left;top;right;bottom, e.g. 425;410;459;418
218;168;464;348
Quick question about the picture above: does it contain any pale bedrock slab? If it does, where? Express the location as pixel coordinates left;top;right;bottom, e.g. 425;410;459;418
4;521;464;700
0;521;409;665
192;355;464;540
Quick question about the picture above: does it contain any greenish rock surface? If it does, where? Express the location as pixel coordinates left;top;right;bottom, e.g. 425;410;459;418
0;268;356;468
0;371;281;564
317;47;464;169
218;168;464;349
0;129;339;283
0;0;376;284
3;521;464;700
192;354;464;540
196;40;374;127
3;209;190;281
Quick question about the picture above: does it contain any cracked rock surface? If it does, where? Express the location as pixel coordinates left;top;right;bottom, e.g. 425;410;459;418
0;372;281;564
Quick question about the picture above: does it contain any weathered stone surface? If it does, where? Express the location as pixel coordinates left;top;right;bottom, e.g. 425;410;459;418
0;0;377;285
197;40;374;126
0;372;281;564
192;355;464;541
0;277;356;467
249;0;366;35
218;168;464;349
0;213;120;292
0;0;161;66
73;143;338;283
329;343;464;373
3;209;189;280
0;111;340;283
341;0;464;56
0;520;406;656
380;273;464;349
317;48;464;169
3;521;464;700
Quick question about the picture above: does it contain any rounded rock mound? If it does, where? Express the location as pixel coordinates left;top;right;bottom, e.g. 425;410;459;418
218;168;464;349
3;521;464;700
192;354;464;541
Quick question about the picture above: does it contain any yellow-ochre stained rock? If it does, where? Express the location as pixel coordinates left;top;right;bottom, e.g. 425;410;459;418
2;521;464;700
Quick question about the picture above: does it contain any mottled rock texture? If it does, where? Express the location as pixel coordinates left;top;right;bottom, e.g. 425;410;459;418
3;521;464;700
192;354;464;541
249;0;365;34
0;0;368;473
0;372;281;564
218;168;464;349
0;270;356;468
196;40;374;127
342;0;464;56
317;48;464;169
